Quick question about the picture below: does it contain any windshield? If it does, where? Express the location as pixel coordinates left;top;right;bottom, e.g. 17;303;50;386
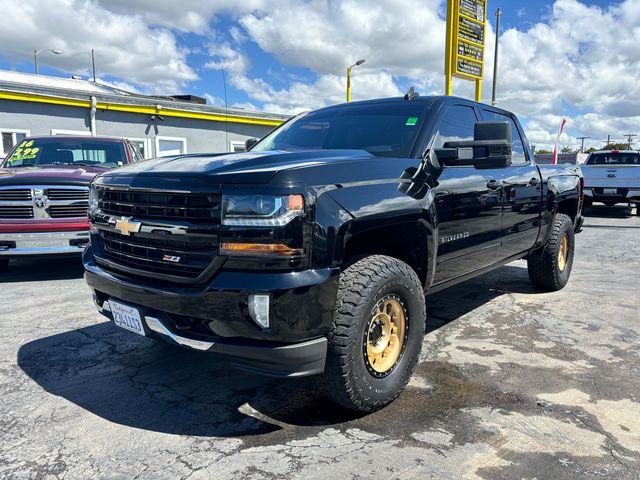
586;152;640;166
252;103;428;158
2;138;127;168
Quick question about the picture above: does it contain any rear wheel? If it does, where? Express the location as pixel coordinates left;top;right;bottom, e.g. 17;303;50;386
320;255;426;412
0;259;8;273
527;213;575;291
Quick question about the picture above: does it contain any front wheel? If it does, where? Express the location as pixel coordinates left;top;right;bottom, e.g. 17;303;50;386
319;255;426;412
527;213;575;291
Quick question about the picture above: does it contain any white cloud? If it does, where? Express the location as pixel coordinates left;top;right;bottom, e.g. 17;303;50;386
98;0;268;33
0;0;197;92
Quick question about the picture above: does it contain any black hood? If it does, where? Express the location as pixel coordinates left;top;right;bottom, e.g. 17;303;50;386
100;150;376;184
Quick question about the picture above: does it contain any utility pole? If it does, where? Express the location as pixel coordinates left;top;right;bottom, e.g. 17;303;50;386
491;8;502;106
604;134;611;149
577;136;589;153
624;134;637;150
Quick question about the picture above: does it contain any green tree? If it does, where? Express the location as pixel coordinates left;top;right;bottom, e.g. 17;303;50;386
561;146;574;153
535;149;552;154
584;147;597;153
603;143;631;150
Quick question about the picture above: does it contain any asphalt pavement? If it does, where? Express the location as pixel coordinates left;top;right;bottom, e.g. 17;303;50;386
1;205;639;479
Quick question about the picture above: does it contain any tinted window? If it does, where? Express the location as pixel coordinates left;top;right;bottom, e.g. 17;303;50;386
2;138;126;168
483;110;528;165
252;103;428;158
586;152;640;165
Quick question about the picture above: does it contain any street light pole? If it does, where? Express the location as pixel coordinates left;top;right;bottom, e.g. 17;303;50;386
346;59;366;102
91;49;97;82
491;8;502;106
33;48;62;75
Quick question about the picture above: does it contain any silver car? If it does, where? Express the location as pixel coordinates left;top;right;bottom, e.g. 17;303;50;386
582;150;640;213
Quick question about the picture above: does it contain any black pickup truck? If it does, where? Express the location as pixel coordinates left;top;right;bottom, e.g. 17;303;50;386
83;95;584;412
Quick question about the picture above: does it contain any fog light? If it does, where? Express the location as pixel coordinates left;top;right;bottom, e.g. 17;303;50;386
248;294;270;329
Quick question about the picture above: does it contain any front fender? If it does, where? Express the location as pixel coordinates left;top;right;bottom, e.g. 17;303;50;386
313;180;437;288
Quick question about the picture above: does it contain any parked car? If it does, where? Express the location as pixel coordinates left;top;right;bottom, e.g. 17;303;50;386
83;95;584;412
581;150;640;212
0;136;142;271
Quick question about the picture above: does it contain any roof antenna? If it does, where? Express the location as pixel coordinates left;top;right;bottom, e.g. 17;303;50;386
404;86;418;101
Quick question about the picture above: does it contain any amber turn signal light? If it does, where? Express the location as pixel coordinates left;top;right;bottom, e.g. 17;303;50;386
220;243;304;256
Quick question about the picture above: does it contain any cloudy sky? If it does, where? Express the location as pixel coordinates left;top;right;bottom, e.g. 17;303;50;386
0;0;637;150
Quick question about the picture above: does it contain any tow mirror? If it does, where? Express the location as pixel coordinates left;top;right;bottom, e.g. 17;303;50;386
245;138;259;151
435;121;513;170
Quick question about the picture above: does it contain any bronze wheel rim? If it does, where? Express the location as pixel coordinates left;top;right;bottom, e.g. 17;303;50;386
364;295;407;377
558;233;569;272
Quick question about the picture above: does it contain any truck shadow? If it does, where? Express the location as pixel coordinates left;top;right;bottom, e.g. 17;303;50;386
2;257;85;283
17;264;535;438
583;204;636;219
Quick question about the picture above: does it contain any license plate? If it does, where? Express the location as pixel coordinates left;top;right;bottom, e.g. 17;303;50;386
604;188;617;195
109;300;146;336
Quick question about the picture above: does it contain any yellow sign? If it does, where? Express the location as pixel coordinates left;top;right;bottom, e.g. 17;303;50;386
445;0;487;101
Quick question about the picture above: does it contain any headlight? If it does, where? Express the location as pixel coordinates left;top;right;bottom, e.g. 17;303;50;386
88;187;100;215
222;194;304;226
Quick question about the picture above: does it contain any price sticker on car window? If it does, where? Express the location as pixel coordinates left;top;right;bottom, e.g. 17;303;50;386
406;117;419;126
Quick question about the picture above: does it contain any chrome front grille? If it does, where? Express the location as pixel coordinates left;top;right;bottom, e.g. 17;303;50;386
47;188;89;201
0;186;89;220
92;187;222;282
0;189;31;201
0;206;34;218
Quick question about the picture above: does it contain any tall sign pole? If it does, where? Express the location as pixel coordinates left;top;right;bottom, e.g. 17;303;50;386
491;8;501;106
445;0;488;102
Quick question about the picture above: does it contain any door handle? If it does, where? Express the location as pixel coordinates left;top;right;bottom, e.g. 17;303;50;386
486;179;502;190
529;177;540;186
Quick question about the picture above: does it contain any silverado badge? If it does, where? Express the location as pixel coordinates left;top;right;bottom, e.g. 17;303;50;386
113;216;142;236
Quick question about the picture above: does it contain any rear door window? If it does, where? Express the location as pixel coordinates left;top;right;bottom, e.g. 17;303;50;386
482;110;529;165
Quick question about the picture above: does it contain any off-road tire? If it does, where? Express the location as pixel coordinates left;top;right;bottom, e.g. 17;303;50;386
320;255;426;412
527;213;575;291
0;258;8;273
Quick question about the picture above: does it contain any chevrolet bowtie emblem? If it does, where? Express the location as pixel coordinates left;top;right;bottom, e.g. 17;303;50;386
113;216;142;236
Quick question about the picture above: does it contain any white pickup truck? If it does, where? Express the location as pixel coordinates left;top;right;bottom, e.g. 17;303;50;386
582;150;640;214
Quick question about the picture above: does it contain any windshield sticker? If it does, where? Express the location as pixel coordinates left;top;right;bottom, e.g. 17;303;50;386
7;141;40;165
406;117;418;126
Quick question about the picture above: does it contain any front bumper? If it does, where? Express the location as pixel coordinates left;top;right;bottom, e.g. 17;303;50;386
95;299;328;377
0;230;89;256
83;244;340;377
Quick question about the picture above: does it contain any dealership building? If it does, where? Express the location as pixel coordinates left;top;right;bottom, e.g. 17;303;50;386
0;70;288;159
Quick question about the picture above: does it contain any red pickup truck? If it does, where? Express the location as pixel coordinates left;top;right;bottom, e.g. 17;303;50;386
0;136;141;271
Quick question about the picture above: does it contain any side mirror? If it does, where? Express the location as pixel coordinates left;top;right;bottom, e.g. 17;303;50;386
245;138;259;151
437;121;513;169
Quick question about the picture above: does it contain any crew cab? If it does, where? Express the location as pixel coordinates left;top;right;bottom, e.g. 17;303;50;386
0;136;141;271
83;95;584;412
581;150;640;212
